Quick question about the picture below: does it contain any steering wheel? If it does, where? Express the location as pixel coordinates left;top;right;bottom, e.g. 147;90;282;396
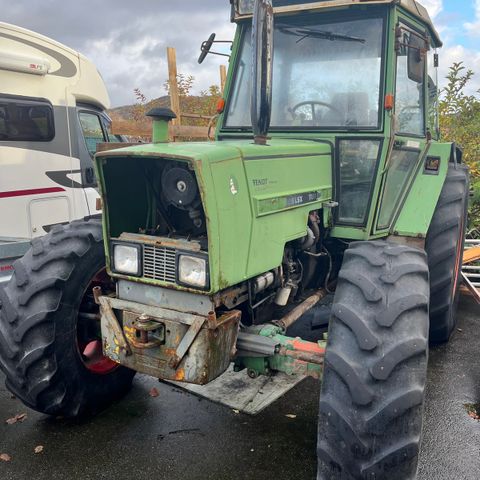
290;101;343;125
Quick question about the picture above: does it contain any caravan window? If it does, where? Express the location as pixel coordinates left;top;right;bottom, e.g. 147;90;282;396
79;112;107;156
0;97;55;142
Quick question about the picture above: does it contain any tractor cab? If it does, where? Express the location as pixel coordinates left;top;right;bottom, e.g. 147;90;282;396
218;0;444;239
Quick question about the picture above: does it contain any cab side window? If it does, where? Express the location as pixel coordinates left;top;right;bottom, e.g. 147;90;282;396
395;26;426;136
79;112;107;156
0;97;55;142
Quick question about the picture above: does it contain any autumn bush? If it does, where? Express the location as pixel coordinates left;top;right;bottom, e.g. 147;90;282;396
439;63;480;234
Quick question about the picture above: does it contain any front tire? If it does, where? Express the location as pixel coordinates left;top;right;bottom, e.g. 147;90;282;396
0;218;135;417
317;241;430;480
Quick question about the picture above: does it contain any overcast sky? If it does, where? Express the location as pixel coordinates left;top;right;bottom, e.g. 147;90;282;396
1;0;478;107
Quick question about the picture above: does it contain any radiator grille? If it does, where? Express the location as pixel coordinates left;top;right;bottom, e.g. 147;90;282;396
143;245;177;283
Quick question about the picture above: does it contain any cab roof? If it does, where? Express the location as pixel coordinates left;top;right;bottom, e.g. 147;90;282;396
233;0;442;47
397;0;442;47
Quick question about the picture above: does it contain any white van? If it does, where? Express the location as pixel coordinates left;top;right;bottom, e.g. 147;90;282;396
0;22;123;284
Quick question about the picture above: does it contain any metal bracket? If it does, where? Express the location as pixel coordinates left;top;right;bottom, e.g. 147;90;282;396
130;314;165;349
168;316;206;369
98;296;132;356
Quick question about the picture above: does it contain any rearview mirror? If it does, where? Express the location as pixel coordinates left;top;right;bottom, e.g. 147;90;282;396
407;32;427;84
198;33;232;64
198;33;216;64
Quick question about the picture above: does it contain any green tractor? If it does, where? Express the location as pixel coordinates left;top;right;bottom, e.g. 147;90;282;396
0;0;469;478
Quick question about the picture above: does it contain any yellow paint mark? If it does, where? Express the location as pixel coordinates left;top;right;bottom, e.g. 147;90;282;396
175;368;185;381
123;326;136;342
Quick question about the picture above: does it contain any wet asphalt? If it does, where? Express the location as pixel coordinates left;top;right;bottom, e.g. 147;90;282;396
0;296;479;480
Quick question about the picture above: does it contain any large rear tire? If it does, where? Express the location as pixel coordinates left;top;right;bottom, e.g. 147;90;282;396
426;164;469;343
0;218;135;417
317;241;429;480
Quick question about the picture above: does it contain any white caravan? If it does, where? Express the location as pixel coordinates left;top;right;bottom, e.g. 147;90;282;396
0;22;123;284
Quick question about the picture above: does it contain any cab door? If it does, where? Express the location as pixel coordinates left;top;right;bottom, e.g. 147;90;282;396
374;18;429;232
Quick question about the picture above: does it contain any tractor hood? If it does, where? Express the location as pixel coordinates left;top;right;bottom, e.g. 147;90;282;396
95;139;333;292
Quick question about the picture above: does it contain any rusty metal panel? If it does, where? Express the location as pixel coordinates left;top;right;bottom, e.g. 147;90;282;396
117;280;215;315
100;295;241;384
108;296;205;326
169;317;206;369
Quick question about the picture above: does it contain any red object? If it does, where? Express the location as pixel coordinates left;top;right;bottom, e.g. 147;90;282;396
290;338;325;355
0;187;65;199
385;94;394;111
79;340;118;374
216;98;226;114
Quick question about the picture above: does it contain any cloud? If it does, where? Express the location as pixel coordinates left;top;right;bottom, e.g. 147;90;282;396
0;0;235;106
427;1;480;94
464;0;480;36
419;0;443;19
2;0;477;105
437;44;480;94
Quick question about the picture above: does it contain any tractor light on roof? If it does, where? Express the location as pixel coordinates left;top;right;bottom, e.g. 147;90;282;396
236;0;338;15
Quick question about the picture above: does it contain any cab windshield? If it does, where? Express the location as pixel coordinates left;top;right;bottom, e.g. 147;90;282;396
224;12;385;130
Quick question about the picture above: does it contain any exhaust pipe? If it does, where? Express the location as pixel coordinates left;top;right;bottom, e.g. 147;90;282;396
251;0;274;146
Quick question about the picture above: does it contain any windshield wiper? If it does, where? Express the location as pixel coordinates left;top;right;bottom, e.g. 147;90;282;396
279;27;366;44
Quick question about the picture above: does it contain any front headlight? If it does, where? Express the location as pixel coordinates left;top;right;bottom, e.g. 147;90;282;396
177;254;208;289
112;243;141;276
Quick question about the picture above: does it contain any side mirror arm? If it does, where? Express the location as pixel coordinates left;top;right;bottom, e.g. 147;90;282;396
198;33;232;64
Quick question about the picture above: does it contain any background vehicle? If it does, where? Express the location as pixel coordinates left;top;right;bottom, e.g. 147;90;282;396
0;2;469;479
0;22;123;285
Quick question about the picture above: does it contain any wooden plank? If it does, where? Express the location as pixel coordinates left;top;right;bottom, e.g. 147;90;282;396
166;364;306;415
111;120;151;137
463;246;480;265
96;142;141;153
220;65;227;94
167;47;181;126
110;125;208;139
181;113;214;120
172;125;209;138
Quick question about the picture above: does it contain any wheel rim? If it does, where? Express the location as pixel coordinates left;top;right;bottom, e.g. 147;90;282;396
77;268;118;375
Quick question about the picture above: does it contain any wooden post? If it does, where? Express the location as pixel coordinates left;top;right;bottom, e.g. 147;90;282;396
220;65;227;94
167;47;181;127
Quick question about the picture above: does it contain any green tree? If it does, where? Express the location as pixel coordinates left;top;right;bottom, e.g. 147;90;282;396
439;63;480;175
163;74;221;128
438;63;480;233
